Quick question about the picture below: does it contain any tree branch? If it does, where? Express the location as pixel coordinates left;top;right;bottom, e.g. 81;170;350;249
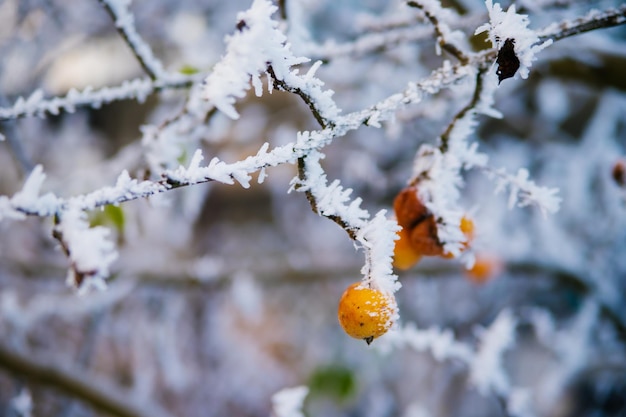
0;75;199;122
96;0;167;80
407;1;469;64
439;68;486;154
538;4;626;44
0;343;173;417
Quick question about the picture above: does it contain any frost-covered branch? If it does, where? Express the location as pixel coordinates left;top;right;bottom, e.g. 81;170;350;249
97;0;168;80
0;342;173;417
407;68;496;259
538;4;626;43
486;166;562;216
0;75;198;121
407;0;469;63
439;68;500;154
202;0;339;123
381;311;523;416
475;0;552;81
52;209;118;293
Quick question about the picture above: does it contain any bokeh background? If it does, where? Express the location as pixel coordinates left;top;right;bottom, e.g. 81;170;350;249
0;0;625;416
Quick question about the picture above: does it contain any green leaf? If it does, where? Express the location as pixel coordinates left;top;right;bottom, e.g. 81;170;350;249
104;205;125;233
89;205;125;235
307;365;356;402
179;65;200;75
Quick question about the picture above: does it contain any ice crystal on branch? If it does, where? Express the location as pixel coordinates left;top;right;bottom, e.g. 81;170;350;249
55;208;118;294
470;310;517;396
4;165;61;218
100;0;168;80
357;211;402;295
203;0;339;122
475;0;552;80
489;167;561;215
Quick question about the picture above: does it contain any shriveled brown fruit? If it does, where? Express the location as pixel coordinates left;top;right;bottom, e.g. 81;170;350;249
613;159;626;187
409;214;444;256
393;186;429;230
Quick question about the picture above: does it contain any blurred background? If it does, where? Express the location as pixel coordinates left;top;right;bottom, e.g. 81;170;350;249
0;0;625;416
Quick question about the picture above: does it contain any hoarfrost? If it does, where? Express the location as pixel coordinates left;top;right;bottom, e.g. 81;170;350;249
475;0;552;80
470;310;517;396
55;207;118;293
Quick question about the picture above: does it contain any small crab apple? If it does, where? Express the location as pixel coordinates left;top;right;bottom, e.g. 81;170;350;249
338;282;397;345
466;253;503;284
393;228;422;270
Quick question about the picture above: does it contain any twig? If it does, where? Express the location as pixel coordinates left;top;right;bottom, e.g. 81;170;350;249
267;65;333;129
277;0;287;20
0;75;199;122
296;157;359;240
439;68;486;153
96;0;166;80
538;4;626;44
0;342;173;417
407;1;469;64
268;64;365;239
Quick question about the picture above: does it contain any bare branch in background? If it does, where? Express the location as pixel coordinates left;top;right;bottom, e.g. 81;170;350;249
0;343;173;417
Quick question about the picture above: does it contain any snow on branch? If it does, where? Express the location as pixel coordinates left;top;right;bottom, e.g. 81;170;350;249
1;165;61;220
202;0;339;123
407;62;559;260
408;69;495;258
537;4;626;43
378;322;474;364
407;0;469;63
357;211;402;295
53;208;118;294
291;153;401;295
2;0;617;298
302;25;435;62
166;144;298;189
97;0;168;80
380;310;522;415
0;76;198;121
486;166;562;216
475;0;552;80
469;310;517;396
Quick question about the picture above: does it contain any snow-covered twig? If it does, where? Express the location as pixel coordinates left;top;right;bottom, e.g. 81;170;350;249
97;0;168;81
202;0;339;123
0;75;199;121
380;311;522;416
538;4;626;43
408;69;496;258
0;0;622;298
485;166;562;216
407;0;469;63
53;208;118;293
475;0;552;81
0;3;621;124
